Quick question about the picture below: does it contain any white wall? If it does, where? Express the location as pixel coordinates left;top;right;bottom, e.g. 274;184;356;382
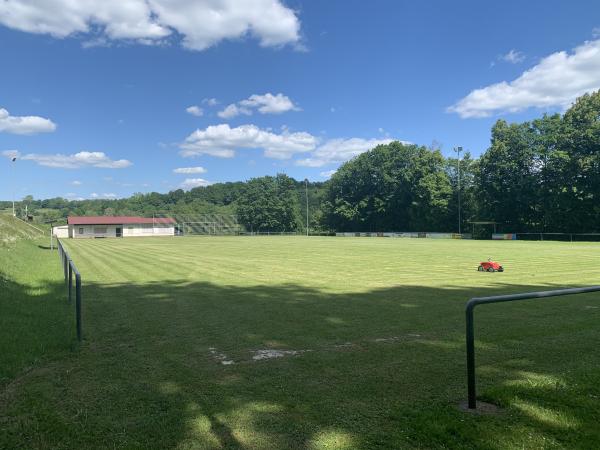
124;224;175;237
52;225;69;238
71;224;118;238
69;224;174;238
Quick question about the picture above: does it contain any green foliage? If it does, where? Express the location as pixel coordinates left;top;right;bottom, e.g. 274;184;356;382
476;90;600;232
236;174;302;231
321;142;452;231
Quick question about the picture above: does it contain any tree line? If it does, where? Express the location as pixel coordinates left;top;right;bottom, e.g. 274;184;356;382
3;91;599;234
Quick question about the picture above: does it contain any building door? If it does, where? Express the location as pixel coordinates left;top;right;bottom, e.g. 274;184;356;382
116;227;122;238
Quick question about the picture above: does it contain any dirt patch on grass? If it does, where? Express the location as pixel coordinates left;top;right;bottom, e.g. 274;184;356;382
373;334;422;343
251;349;311;361
208;347;234;365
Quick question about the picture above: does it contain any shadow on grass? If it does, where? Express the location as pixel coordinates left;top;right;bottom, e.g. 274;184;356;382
2;277;600;449
0;270;76;390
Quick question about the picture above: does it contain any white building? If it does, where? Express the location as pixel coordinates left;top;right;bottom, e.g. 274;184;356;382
61;216;176;238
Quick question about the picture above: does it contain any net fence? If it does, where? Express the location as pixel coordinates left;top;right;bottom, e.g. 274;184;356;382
153;213;241;235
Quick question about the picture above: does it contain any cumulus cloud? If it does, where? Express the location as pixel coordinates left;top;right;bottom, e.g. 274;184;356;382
0;107;56;134
180;178;212;190
449;39;600;118
180;123;318;159
218;93;299;118
71;180;82;186
320;169;337;178
217;104;252;119
186;105;203;116
20;151;132;169
0;0;301;51
296;138;395;168
64;193;85;201
499;49;525;64
173;166;206;174
240;93;299;114
90;192;117;199
203;98;219;106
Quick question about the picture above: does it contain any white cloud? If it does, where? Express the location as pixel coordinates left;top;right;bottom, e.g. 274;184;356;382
593;27;600;38
2;150;20;160
0;107;56;135
65;193;85;201
449;39;600;118
239;93;299;114
186;105;203;116
217;93;299;118
0;0;301;51
296;138;395;168
90;192;117;199
180;123;317;159
320;169;337;178
21;151;132;169
173;166;206;174
180;178;212;190
499;49;525;64
203;98;219;106
217;104;252;119
71;180;82;186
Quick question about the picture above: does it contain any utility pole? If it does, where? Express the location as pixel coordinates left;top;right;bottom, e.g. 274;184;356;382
304;179;309;236
11;156;17;216
454;147;463;235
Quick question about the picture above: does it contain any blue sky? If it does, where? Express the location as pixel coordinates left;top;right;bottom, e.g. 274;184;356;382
1;0;599;201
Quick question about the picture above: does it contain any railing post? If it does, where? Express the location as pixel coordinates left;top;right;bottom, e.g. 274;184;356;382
466;302;477;409
63;251;68;281
465;285;600;411
75;273;82;341
68;264;73;304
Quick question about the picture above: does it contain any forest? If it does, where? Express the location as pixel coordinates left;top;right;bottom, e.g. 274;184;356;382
3;91;599;234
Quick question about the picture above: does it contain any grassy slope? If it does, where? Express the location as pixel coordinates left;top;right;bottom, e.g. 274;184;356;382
1;236;600;449
0;239;76;387
0;214;45;245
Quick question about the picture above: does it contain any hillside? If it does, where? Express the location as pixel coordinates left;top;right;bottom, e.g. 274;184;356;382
0;215;45;245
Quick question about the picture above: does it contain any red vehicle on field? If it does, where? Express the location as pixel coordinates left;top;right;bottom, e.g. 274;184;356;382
478;259;504;272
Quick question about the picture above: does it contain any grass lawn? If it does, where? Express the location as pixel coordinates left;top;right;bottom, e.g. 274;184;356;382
2;236;600;449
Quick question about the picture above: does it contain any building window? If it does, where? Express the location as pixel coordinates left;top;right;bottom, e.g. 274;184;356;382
94;227;108;234
79;227;84;234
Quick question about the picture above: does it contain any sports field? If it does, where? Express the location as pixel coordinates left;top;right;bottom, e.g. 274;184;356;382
2;236;600;449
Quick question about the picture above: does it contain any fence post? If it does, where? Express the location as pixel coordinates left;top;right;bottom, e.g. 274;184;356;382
63;251;68;282
75;273;82;341
68;264;73;304
466;302;477;409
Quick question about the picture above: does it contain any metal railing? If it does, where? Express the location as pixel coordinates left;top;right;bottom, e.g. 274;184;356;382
57;239;83;341
465;285;600;409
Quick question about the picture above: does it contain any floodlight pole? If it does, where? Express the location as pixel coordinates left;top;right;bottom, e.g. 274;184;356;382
11;157;17;216
304;179;309;236
454;147;463;235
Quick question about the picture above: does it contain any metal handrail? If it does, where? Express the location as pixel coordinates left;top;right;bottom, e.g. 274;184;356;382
466;285;600;409
57;239;83;341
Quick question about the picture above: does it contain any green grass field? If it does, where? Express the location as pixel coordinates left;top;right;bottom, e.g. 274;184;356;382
2;236;600;449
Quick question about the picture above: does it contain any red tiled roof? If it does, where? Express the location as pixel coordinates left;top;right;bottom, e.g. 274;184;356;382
68;216;175;225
